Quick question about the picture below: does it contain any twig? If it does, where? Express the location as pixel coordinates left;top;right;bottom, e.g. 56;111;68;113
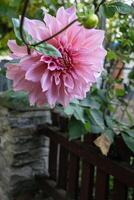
19;0;78;51
31;19;78;47
20;0;30;54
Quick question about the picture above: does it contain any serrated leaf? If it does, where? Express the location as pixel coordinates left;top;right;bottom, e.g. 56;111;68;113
69;117;85;140
99;4;116;18
124;129;134;138
114;2;133;14
64;104;74;115
74;105;85;123
122;133;134;153
90;124;102;134
12;18;34;43
90;109;105;130
35;43;61;58
79;98;100;109
12;18;21;40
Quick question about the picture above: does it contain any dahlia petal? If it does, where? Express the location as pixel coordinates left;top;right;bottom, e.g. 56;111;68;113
82;29;105;48
58;83;70;107
23;17;48;40
8;40;27;57
20;54;40;71
57;6;77;26
41;70;51;92
25;62;45;82
63;74;74;89
44;13;62;35
53;72;61;85
47;82;59;107
6;63;19;80
28;84;41;105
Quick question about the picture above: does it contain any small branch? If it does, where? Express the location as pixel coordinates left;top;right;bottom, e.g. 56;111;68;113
31;19;78;47
20;0;30;54
19;0;78;51
95;0;106;14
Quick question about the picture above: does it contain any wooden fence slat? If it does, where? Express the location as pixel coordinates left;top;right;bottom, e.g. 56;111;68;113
49;139;58;180
38;126;134;187
57;145;68;189
112;179;128;200
95;168;109;200
67;153;79;199
80;161;94;200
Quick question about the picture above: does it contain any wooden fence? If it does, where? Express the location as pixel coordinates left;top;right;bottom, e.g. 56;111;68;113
36;114;134;200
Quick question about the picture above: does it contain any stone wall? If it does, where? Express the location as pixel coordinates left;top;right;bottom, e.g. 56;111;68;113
0;106;51;200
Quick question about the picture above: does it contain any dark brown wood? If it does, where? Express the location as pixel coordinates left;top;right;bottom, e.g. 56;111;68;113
67;153;79;199
95;168;109;200
115;137;133;162
112;179;128;200
37;125;134;200
57;145;68;189
49;138;58;180
37;178;66;200
38;126;134;187
80;161;94;200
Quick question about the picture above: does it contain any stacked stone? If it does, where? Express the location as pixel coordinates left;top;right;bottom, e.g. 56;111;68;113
0;107;51;200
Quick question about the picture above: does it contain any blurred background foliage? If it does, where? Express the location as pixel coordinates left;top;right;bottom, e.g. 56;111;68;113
0;0;134;154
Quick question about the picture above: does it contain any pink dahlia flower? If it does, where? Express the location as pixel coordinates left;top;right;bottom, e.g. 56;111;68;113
6;7;107;107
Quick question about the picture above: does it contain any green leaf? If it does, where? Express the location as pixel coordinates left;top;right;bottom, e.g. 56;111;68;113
69;117;85;140
12;18;35;43
90;124;103;134
115;88;125;97
0;68;6;76
114;2;133;14
104;129;114;143
74;105;85;123
107;50;118;61
84;121;91;132
64;104;74;115
122;133;134;153
12;18;21;40
124;129;134;139
99;4;116;18
79;97;100;109
105;116;115;129
35;43;61;57
90;109;105;130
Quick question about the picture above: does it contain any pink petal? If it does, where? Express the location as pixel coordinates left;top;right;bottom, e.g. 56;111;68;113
23;17;48;41
41;70;51;92
25;62;45;82
8;40;27;57
63;73;74;89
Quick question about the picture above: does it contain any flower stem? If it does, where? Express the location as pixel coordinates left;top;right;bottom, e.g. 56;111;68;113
19;0;78;52
20;0;30;54
31;19;78;47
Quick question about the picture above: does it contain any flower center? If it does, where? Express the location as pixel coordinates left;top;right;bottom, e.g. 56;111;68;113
41;48;73;71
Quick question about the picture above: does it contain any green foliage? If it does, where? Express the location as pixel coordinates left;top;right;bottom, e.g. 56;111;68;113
69;117;86;140
35;43;62;58
122;133;134;152
99;2;134;18
12;18;21;40
0;90;29;110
